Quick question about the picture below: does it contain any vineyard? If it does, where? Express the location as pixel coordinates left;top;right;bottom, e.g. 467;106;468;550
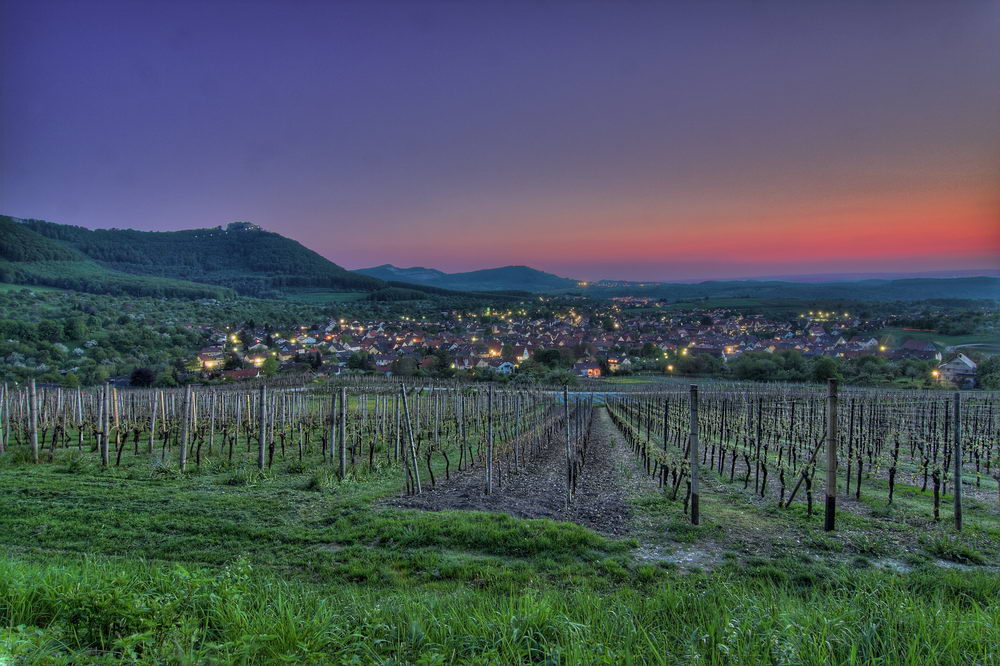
3;378;997;531
1;378;998;663
607;382;1000;532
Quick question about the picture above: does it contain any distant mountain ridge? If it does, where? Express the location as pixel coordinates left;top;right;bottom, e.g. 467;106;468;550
356;264;577;292
731;269;1000;283
361;265;448;282
581;276;1000;302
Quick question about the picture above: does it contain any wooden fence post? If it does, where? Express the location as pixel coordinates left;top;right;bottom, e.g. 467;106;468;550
953;391;962;531
825;379;838;531
689;384;700;525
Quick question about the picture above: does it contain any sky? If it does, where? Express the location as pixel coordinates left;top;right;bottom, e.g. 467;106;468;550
2;0;999;282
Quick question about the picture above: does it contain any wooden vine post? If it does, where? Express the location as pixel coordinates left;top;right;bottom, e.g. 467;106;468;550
953;391;962;531
327;388;337;462
563;386;571;507
825;379;838;531
101;380;111;467
28;378;39;464
178;385;191;472
257;385;267;472
486;385;494;494
689;384;700;525
400;385;421;494
339;386;347;479
149;391;158;454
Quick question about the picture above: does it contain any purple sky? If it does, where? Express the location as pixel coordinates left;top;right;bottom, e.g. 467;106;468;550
2;0;998;281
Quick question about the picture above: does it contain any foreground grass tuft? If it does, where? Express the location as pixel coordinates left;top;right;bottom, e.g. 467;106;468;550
2;555;998;664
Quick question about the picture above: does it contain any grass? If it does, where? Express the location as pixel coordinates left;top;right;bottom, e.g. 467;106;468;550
0;281;66;294
876;327;1000;351
4;553;999;664
1;425;999;663
921;534;988;565
598;376;662;385
0;256;236;299
0;447;624;589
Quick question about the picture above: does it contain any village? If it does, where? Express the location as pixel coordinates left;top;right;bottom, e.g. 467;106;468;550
190;305;982;388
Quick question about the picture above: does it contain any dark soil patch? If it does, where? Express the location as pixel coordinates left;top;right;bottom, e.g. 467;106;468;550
387;408;634;536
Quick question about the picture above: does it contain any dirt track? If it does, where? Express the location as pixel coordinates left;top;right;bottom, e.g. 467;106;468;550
387;408;635;536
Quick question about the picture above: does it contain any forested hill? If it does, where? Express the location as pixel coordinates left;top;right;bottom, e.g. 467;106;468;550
0;216;233;299
16;218;383;296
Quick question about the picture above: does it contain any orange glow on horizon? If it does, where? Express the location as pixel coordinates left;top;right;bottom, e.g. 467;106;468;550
351;187;998;279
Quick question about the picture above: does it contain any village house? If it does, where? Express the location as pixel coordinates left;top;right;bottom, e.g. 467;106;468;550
893;339;941;362
937;354;977;388
573;360;602;378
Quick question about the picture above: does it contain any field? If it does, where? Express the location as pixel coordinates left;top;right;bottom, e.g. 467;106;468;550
1;381;998;663
877;327;1000;354
0;282;67;294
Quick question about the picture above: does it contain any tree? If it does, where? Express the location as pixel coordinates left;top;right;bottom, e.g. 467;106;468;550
37;319;62;341
391;357;417;376
977;355;1000;390
846;355;892;384
678;353;724;376
261;356;280;377
730;353;780;381
347;352;372;371
533;349;563;367
224;353;243;370
63;317;86;340
154;371;178;388
130;367;156;387
812;356;842;383
640;342;660;358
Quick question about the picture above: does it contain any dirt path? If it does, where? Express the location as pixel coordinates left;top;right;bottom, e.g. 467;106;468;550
388;408;635;536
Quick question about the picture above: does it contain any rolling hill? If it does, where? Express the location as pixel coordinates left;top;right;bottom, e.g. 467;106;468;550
14;217;383;296
0;216;234;299
356;264;577;292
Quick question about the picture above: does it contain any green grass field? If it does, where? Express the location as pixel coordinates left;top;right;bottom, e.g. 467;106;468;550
1;410;997;664
878;327;1000;355
0;281;65;294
